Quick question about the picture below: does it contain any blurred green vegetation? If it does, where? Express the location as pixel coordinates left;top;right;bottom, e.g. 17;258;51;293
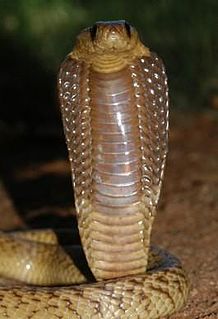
0;0;217;130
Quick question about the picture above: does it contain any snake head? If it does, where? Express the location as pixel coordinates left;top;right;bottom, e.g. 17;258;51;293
71;20;148;57
88;20;135;50
69;20;150;72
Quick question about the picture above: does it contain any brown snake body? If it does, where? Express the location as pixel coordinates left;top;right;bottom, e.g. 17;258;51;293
0;21;189;318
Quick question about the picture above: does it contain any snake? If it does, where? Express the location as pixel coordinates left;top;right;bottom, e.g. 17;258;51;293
0;21;189;318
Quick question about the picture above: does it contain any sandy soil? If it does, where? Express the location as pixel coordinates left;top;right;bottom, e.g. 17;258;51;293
0;111;217;318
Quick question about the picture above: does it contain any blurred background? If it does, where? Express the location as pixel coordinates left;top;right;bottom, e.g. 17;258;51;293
0;0;217;229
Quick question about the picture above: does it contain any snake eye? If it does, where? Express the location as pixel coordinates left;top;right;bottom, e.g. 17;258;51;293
90;24;98;41
124;21;131;38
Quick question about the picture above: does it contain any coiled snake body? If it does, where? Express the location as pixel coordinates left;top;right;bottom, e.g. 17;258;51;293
0;21;189;318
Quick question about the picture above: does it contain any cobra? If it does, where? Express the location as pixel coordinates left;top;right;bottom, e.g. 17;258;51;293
0;21;189;318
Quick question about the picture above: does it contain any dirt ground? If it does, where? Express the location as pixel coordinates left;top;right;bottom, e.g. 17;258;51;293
0;111;217;318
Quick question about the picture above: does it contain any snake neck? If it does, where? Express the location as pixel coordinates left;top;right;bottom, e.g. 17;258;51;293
59;21;169;282
70;45;150;73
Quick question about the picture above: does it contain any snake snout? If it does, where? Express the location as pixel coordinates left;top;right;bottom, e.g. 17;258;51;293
89;20;133;49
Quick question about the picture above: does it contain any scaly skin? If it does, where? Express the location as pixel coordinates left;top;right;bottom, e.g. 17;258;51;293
0;20;189;318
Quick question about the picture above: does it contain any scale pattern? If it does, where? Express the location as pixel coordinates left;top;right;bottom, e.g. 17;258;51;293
129;53;169;215
0;238;189;319
58;52;169;280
